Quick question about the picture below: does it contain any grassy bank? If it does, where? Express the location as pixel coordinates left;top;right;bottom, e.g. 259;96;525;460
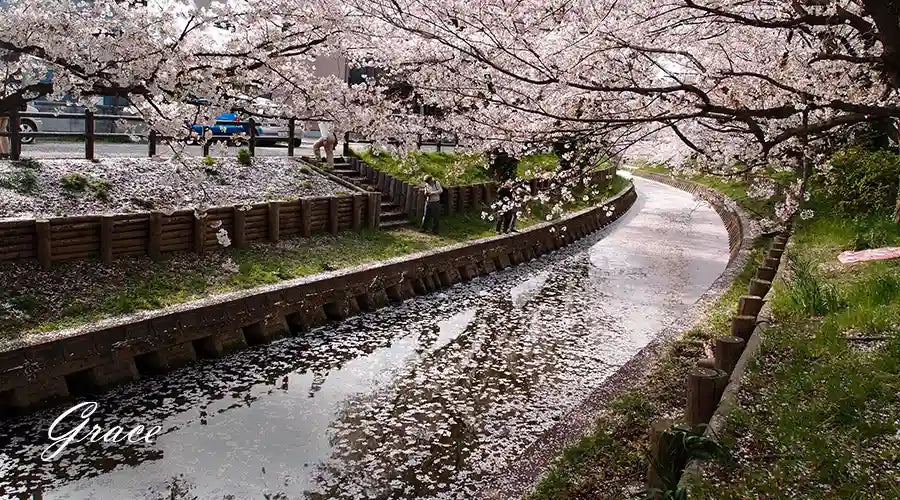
353;149;561;185
0;213;495;341
0;176;628;344
690;209;900;498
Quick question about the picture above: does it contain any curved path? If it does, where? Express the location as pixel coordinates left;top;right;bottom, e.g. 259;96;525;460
0;178;729;499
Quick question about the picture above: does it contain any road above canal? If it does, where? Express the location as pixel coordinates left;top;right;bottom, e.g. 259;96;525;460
0;178;730;499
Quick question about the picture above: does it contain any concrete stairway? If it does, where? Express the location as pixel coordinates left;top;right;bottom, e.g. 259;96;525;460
308;156;412;230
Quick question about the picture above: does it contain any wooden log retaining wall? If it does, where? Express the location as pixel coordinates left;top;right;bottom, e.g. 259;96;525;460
0;184;637;416
0;193;380;268
346;155;617;220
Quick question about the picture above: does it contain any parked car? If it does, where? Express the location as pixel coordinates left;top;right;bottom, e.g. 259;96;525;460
3;104;43;145
20;104;42;144
188;112;262;145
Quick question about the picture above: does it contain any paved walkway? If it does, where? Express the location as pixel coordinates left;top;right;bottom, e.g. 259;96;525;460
0;178;729;499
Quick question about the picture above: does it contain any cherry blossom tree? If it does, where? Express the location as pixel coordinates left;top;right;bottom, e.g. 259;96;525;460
340;0;900;223
0;0;352;141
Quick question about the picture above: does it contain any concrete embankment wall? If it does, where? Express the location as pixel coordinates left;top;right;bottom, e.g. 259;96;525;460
0;183;637;416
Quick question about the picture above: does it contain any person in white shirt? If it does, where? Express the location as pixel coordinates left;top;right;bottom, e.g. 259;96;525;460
422;175;443;234
313;120;338;168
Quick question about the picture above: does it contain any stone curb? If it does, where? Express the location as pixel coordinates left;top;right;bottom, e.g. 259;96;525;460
0;183;637;416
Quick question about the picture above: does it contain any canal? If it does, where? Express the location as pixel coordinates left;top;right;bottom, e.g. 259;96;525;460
0;178;730;499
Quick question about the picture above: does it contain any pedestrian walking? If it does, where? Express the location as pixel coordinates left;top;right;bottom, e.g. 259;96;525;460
313;120;338;168
422;175;443;234
495;180;518;234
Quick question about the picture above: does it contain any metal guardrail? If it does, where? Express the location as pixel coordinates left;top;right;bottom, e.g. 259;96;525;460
0;108;459;160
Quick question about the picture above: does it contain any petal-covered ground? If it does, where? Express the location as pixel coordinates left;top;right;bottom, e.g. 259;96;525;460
0;178;729;499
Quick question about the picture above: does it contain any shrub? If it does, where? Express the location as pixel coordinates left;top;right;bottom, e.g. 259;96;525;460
1;168;38;194
845;213;900;250
89;178;110;201
202;155;217;167
60;173;88;192
817;147;900;216
0;158;40;194
236;148;252;166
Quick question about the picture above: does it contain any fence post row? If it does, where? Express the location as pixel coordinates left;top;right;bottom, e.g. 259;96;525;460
84;109;95;161
248;117;256;157
288;118;296;157
9;108;21;161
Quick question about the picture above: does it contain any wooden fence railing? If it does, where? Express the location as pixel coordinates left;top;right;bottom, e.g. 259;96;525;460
0;108;459;161
0;193;381;268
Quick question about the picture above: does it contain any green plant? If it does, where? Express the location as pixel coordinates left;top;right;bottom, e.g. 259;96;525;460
1;167;38;194
817;147;900;216
650;425;727;491
236;148;252;166
89;178;110;201
202;155;217;167
60;172;88;192
299;166;312;174
784;256;845;315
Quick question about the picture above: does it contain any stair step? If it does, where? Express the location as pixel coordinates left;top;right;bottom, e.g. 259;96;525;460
382;210;405;218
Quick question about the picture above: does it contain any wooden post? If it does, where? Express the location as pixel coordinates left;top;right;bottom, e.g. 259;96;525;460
647;419;679;490
268;202;280;243
328;197;340;235
367;192;380;229
757;266;776;282
148;212;162;260
287;118;296;157
748;278;771;298
300;199;312;237
148;130;157;157
343;131;351;157
9;108;21;161
352;194;364;230
202;140;211;157
436;137;442;152
248;117;256;157
768;248;784;261
715;336;746;374
738;295;764;317
100;215;114;265
193;214;206;254
731;315;757;341
84;109;95;160
233;207;247;248
35;220;51;270
686;367;729;428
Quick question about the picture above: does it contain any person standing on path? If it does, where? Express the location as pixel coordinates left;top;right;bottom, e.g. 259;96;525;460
313;120;338;168
422;175;443;234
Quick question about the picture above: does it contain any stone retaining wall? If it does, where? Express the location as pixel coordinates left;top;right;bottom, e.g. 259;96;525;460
0;182;636;416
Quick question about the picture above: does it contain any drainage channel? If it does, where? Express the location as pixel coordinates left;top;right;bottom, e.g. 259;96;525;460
0;178;730;499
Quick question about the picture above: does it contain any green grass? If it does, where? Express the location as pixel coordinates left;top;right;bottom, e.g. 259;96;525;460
354;149;491;185
690;208;900;499
530;235;769;499
1;177;627;340
0;159;40;194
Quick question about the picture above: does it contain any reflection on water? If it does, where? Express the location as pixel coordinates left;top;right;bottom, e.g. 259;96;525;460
0;179;730;499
